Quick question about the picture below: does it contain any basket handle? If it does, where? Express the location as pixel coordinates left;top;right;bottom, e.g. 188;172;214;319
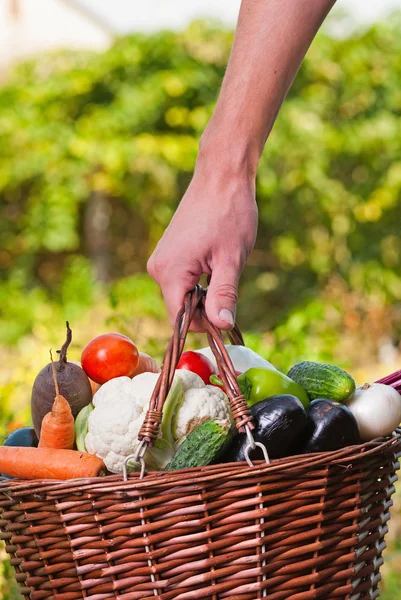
227;322;245;346
137;285;254;446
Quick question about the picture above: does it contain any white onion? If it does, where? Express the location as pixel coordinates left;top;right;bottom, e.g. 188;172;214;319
345;383;401;441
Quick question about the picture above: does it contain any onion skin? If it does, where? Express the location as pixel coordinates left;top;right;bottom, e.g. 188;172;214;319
345;383;401;441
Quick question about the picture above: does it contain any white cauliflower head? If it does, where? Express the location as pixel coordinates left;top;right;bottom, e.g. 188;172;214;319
174;369;204;391
173;384;233;443
85;369;234;471
85;373;175;474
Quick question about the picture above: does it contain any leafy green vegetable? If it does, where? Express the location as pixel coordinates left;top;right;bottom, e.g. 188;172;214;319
74;403;94;452
160;376;184;447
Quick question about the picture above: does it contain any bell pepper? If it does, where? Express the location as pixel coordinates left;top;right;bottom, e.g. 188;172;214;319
238;367;310;408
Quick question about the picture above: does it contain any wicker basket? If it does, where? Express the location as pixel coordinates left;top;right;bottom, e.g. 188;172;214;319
1;286;401;600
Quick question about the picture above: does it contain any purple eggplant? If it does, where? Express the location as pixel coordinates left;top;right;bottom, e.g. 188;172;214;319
1;427;39;479
302;399;361;453
221;394;307;463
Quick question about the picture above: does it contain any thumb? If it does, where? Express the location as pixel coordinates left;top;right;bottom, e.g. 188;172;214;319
205;265;239;330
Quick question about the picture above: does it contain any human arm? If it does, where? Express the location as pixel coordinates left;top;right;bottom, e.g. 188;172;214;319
147;0;337;330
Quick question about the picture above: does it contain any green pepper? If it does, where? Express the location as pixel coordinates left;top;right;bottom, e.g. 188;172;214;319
238;368;310;408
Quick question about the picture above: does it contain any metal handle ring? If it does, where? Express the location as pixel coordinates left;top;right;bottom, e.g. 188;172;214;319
245;424;256;450
123;439;148;481
244;425;270;467
245;442;270;467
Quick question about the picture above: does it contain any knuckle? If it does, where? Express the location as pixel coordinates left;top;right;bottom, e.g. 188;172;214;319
147;255;167;281
212;282;238;303
146;257;155;277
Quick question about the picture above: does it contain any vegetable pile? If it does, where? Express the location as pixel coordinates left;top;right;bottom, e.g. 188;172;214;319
1;323;401;481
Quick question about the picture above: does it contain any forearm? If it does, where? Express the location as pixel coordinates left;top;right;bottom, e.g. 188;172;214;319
149;0;336;329
199;0;336;176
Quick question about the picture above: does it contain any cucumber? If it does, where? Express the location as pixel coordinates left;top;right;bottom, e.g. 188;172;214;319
287;361;355;402
166;419;232;471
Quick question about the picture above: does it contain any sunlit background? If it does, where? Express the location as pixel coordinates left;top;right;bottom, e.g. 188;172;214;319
1;0;401;597
81;0;401;31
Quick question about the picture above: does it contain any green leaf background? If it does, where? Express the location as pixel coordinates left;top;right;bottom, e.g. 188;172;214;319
1;16;401;598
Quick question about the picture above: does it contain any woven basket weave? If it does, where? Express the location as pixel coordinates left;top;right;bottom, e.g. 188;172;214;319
1;286;401;600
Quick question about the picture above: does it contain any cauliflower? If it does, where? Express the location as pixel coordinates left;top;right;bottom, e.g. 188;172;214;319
173;381;233;444
85;373;180;474
166;369;232;445
174;369;204;391
84;368;233;472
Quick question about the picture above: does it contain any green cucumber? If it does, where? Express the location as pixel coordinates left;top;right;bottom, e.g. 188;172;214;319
166;419;232;471
287;361;355;402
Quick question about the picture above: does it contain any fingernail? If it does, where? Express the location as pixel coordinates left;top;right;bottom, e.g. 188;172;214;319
219;309;234;326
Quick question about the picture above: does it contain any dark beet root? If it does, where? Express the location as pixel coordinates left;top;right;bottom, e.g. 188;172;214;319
31;322;92;436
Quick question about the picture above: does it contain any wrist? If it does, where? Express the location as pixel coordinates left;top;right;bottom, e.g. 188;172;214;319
197;118;261;181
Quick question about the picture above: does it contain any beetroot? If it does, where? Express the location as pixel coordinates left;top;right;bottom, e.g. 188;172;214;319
31;322;92;436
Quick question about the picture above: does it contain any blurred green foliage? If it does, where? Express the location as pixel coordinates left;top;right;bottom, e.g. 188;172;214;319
0;17;401;369
1;16;401;599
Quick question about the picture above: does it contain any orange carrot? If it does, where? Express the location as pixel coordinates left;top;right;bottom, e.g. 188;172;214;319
133;352;160;376
89;377;101;397
0;447;105;480
38;350;75;450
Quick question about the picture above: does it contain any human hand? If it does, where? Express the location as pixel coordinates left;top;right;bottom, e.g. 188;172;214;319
147;151;258;331
147;0;335;332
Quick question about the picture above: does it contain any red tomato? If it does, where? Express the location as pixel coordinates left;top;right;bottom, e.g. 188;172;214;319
81;333;139;384
176;351;216;385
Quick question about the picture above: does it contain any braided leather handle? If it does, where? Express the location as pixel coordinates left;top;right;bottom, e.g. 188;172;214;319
138;286;254;444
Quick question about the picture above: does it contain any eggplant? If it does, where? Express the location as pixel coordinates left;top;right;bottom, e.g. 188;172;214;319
302;399;361;453
4;427;39;448
1;427;39;480
221;394;307;463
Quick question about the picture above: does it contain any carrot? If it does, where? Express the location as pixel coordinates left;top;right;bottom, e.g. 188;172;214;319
133;352;160;376
38;350;75;450
0;447;105;480
89;378;101;397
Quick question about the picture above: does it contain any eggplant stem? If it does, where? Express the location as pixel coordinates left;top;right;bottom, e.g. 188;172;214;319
59;321;72;364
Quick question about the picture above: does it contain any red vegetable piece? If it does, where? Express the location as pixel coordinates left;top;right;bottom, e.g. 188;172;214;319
177;351;216;385
81;333;139;384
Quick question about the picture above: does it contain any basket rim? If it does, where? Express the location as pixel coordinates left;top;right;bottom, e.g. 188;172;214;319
1;428;400;497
